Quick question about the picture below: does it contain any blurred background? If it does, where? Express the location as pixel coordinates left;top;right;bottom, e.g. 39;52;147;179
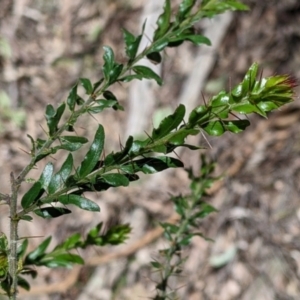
0;0;300;299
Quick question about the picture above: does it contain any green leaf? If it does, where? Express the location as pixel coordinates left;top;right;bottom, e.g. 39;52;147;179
79;78;93;95
20;215;33;222
152;104;185;139
185;34;211;46
188;105;211;127
121;156;184;174
39;162;54;190
132;65;163;86
78;124;105;178
203;119;250;136
119;74;144;83
146;52;162;64
58;136;89;151
17;239;28;258
224;120;250;134
21;181;44;209
153;0;171;40
67;84;77;111
149;38;169;52
26;237;51;262
34;207;71;218
40;253;84;268
177;0;196;21
122;28;142;61
58;194;100;212
48;154;73;194
168;129;199;145
203;120;225;136
45;102;66;136
104;136;134;166
102;46;114;80
100;174;130;187
17;276;30;291
54;233;82;251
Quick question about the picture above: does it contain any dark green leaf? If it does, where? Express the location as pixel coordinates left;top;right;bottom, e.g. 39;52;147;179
132;65;163;86
17;239;28;258
119;74;144;83
104;136;134;166
21;182;43;209
45;102;66;136
26;237;51;262
110;63;124;84
40;253;84;268
39;162;54;190
177;0;196;21
151;261;162;269
67;84;77;111
121;156;184;174
58;194;100;212
78;124;105;178
20;215;33;222
188;105;211;127
34;207;71;218
58;135;88;152
79;78;93;95
150;38;169;52
185;34;211;45
146;52;162;64
102;46;115;82
168;129;199;145
152;104;185;139
100;173;130;187
153;0;171;40
17;276;30;291
54;233;82;251
48;154;73;194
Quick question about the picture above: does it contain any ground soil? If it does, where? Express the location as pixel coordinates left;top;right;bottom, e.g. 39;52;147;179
0;1;300;299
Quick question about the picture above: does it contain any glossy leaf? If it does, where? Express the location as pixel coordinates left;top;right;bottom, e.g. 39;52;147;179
39;162;54;190
58;136;88;152
78;124;105;178
132;65;163;86
17;239;28;258
34;207;71;218
203;119;250;136
102;46;115;81
39;253;84;268
67;84;77;111
188;105;211;127
122;28;142;61
168;129;199;145
79;78;93;95
54;233;82;251
104;136;134;166
153;0;171;40
121;156;184;174
58;194;100;212
185;34;211;45
26;237;52;262
100;173;130;187
48;153;73;194
146;52;162;64
17;276;30;291
177;0;196;21
21;181;43;209
20;215;33;222
45;102;66;136
152;104;185;139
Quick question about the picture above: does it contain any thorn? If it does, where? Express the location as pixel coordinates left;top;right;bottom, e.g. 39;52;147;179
200;129;212;149
18;147;31;156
